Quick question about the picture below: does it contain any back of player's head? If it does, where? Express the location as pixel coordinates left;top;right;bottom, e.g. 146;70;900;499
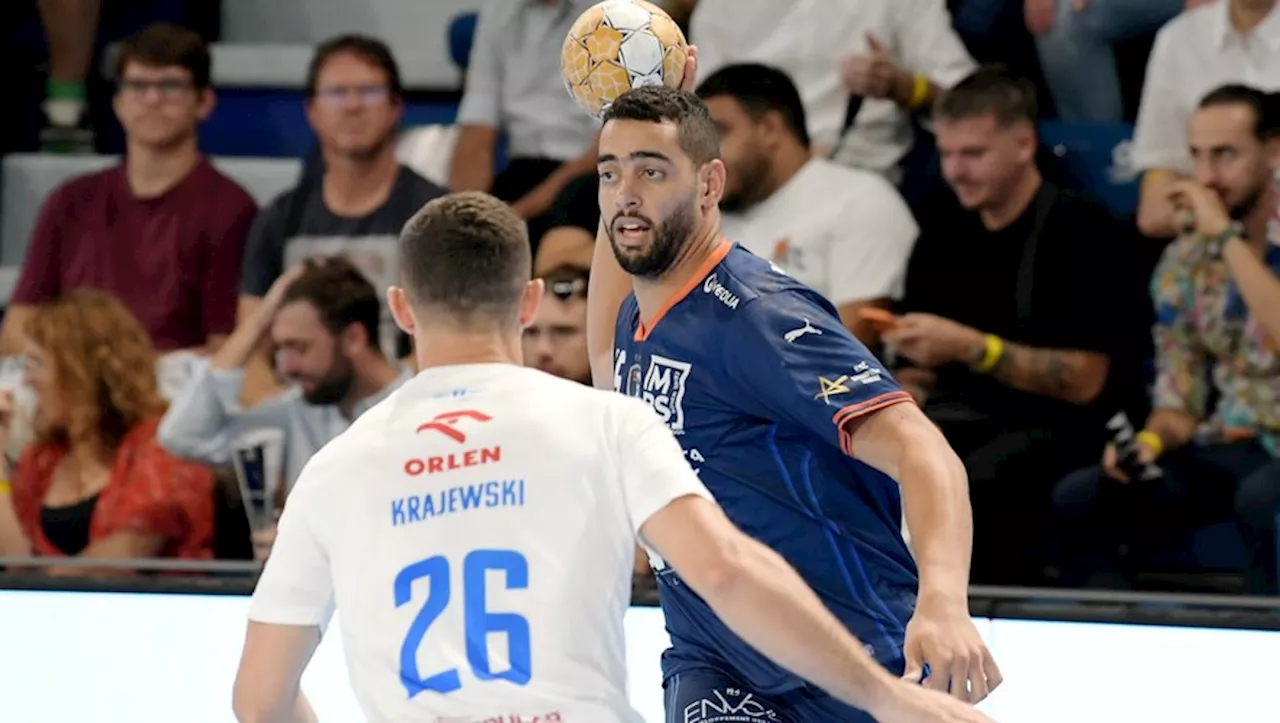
398;191;531;326
602;85;721;165
281;256;381;349
1198;84;1280;141
934;65;1038;128
695;63;811;149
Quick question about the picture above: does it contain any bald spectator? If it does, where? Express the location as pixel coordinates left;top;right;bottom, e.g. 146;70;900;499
523;264;591;385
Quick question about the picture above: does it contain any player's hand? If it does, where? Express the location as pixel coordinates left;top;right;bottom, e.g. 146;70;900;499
678;44;698;93
870;679;998;723
883;314;984;369
841;34;906;100
902;604;1002;704
1165;180;1232;239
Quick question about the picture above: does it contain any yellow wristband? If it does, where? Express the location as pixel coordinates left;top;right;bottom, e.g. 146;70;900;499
909;74;930;109
974;334;1004;373
0;480;10;496
1136;430;1164;458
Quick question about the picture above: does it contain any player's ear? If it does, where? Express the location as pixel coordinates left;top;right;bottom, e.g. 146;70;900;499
387;286;417;335
518;279;545;329
701;159;726;209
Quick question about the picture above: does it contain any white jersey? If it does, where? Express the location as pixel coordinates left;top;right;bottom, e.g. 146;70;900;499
248;363;712;723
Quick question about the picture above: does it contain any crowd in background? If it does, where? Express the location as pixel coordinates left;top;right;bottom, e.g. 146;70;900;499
0;0;1276;598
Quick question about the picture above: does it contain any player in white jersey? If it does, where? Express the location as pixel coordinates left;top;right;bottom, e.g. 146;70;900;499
232;191;996;723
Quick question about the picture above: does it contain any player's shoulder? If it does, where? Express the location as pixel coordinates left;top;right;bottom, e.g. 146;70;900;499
717;244;840;322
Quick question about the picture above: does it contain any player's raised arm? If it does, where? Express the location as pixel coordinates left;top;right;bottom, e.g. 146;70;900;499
233;467;334;723
612;399;995;723
721;291;1000;703
586;46;700;391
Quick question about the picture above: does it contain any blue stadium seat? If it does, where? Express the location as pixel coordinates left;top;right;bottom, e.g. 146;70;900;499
1038;121;1140;220
449;11;479;71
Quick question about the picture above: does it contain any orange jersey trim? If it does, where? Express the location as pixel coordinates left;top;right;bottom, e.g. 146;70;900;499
833;390;914;458
634;240;733;342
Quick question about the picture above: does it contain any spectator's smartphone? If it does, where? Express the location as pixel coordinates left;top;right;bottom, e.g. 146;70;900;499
1105;411;1163;481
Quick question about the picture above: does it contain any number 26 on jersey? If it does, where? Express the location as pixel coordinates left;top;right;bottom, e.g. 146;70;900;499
395;549;531;697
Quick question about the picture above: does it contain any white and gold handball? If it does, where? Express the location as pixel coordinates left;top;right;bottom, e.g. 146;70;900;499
561;0;688;118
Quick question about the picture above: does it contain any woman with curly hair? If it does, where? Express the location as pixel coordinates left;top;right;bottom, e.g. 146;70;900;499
0;289;214;571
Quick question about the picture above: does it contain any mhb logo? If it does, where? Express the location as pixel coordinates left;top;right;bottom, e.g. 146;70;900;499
614;351;693;433
640;354;691;433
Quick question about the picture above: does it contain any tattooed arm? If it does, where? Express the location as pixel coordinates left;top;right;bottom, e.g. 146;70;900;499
981;342;1110;406
884;313;1110;406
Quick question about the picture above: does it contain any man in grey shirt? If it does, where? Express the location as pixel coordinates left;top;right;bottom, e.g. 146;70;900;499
159;258;410;495
449;0;602;249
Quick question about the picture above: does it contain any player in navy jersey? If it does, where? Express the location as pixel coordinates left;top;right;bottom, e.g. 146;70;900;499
587;84;1002;722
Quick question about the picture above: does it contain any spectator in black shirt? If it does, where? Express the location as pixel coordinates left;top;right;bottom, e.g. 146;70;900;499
886;67;1143;585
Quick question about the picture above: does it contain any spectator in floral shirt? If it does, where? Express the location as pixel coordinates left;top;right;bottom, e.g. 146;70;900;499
1055;85;1280;594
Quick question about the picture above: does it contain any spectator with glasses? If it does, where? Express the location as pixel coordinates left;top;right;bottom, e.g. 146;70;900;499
0;290;216;571
0;23;256;358
523;264;592;385
236;35;445;405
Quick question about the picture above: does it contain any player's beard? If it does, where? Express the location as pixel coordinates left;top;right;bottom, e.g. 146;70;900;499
607;193;698;279
301;349;356;406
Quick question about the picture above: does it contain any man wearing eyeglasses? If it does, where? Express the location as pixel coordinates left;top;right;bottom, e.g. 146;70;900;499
523;264;593;386
1;23;256;357
237;35;446;405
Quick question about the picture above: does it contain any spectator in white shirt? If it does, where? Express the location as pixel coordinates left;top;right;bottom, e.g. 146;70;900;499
1134;0;1280;238
697;64;918;344
689;0;976;182
449;0;602;248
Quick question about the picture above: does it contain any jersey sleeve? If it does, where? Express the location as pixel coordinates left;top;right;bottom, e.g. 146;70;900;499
724;291;913;457
610;397;715;536
247;462;336;632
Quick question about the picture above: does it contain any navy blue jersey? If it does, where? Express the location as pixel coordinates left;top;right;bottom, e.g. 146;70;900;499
614;243;919;695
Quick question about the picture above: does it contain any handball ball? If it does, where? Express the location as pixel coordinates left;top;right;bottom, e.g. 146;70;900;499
561;0;688;118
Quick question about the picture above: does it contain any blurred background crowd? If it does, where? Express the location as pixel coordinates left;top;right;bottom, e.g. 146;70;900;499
0;0;1275;599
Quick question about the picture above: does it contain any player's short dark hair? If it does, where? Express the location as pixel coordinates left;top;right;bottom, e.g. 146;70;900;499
934;65;1037;127
281;257;381;350
398;191;531;326
601;85;721;166
115;23;212;89
695;64;811;149
1198;84;1280;141
539;263;589;303
306;34;404;100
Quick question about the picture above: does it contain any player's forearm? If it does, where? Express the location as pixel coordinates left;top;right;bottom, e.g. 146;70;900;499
234;690;317;723
898;433;973;610
980;339;1109;406
696;534;898;711
587;219;630;389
